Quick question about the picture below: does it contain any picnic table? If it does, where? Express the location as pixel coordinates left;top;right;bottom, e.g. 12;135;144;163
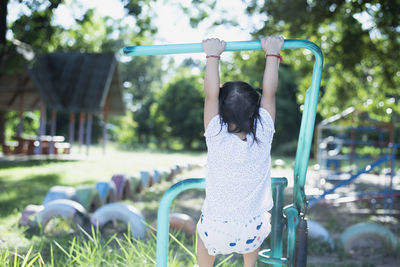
1;135;70;155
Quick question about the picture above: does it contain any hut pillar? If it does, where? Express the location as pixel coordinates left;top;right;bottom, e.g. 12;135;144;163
102;96;110;155
35;101;46;155
49;109;57;155
17;92;24;137
86;112;93;156
68;111;75;152
78;111;85;153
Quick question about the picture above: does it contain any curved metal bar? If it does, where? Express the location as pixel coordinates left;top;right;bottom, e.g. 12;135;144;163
156;178;205;267
123;39;323;215
123;39;319;56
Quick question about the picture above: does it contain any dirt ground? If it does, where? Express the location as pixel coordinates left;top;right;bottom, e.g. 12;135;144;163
154;165;400;267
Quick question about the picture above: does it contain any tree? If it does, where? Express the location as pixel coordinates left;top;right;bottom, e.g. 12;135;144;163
156;71;205;150
0;0;159;144
242;0;400;122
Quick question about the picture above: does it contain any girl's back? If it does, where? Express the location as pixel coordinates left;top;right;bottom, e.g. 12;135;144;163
202;107;275;221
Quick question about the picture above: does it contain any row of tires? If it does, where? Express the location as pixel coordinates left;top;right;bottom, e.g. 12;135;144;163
19;164;199;238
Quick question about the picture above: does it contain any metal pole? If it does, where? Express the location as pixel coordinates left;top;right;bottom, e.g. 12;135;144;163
156;179;205;267
86;112;93;156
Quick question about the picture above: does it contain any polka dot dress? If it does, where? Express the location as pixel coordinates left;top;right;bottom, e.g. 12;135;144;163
197;211;271;255
199;107;275;255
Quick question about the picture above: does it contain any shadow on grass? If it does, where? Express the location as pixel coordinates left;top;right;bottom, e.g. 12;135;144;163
0;173;61;217
0;159;76;169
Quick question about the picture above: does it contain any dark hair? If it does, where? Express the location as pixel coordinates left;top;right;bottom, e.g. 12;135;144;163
218;81;262;143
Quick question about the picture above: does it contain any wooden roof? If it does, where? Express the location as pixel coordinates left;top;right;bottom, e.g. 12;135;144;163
27;52;124;115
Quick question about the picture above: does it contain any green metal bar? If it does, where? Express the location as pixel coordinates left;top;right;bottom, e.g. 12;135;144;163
123;39;320;56
259;177;287;267
284;205;300;267
292;42;323;214
258;249;288;265
157;178;288;267
123;39;323;216
156;178;205;267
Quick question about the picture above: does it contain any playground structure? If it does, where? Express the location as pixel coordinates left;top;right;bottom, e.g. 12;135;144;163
123;39;323;267
310;107;399;216
0;52;125;156
19;163;198;237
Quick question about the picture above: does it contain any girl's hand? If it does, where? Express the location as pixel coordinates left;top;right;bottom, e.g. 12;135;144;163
261;36;284;54
202;38;226;56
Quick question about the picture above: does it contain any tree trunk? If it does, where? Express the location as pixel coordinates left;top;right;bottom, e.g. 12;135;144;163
0;1;9;145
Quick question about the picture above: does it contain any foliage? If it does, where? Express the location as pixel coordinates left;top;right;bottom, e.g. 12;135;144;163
156;70;205;150
118;55;163;145
242;0;400;122
2;0;161;145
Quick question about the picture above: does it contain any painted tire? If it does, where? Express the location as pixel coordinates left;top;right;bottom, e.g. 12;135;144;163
36;199;87;229
111;174;133;200
130;175;142;194
75;186;103;212
157;168;170;182
42;186;77;205
153;169;161;184
152;212;196;236
96;181;117;204
90;203;146;239
19;204;44;227
339;222;399;251
140;171;154;188
307;220;334;248
167;167;175;181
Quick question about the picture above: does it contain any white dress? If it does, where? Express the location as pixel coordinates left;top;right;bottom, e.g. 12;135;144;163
201;107;275;222
196;107;275;255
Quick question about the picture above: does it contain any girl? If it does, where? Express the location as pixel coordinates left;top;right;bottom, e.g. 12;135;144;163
197;36;284;267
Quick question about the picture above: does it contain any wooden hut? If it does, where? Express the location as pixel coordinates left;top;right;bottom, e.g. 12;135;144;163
1;51;124;156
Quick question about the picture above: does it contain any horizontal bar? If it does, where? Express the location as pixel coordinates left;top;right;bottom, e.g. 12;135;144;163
258;249;288;265
123;39;320;57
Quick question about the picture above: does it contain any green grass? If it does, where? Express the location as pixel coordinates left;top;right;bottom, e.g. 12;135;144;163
0;144;211;266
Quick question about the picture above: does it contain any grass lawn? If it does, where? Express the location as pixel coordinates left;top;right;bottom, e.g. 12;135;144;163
0;144;212;266
1;144;399;266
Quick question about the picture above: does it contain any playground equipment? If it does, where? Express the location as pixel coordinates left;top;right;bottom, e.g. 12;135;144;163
96;181;117;204
36;199;88;229
20;163;198;235
19;204;44;227
151;212;197;237
123;39;323;266
75;185;102;212
112;174;133;200
310;107;398;216
307;220;334;249
42;186;77;205
339;222;399;251
90;202;147;239
140;170;154;188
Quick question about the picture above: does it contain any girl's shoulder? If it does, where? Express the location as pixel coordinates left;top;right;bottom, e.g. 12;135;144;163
257;107;275;135
204;114;224;138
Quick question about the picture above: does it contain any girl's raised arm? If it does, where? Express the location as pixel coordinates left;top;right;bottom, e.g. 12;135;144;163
203;38;225;130
260;36;284;122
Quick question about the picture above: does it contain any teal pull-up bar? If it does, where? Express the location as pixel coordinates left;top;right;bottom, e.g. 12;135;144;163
123;39;320;57
122;39;323;266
